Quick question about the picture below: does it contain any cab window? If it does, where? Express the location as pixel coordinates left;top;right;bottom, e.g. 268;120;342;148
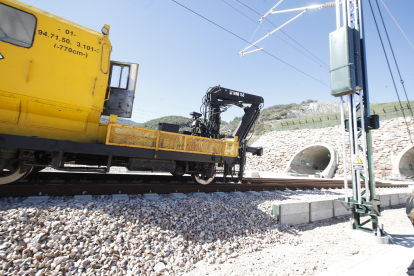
0;3;36;48
109;65;130;89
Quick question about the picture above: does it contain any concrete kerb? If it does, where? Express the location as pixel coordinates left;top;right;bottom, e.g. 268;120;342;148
389;194;399;206
192;192;209;198
212;192;227;197
74;195;92;201
143;193;160;200
273;193;404;226
169;193;187;199
334;200;352;216
273;201;310;225
310;200;333;222
23;196;50;203
112;194;129;201
377;194;390;208
399;193;409;204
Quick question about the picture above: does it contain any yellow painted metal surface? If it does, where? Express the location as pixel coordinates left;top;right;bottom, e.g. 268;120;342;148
223;141;239;157
0;0;113;142
109;114;118;124
106;124;239;157
0;96;20;125
97;124;109;144
26;101;89;132
101;42;111;74
158;132;186;151
0;0;230;161
107;124;158;149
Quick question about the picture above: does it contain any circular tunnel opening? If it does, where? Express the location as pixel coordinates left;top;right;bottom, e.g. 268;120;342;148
397;147;414;178
287;144;337;178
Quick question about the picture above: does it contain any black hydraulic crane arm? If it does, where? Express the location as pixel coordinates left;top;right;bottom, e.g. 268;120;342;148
189;85;264;182
205;86;264;142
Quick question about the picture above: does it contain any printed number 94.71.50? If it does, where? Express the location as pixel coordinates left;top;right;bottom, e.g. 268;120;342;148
37;30;70;44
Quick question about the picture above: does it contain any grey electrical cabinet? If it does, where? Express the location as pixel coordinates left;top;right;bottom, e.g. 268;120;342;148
353;29;363;91
329;26;357;97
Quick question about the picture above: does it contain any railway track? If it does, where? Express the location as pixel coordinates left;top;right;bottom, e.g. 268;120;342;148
0;172;407;197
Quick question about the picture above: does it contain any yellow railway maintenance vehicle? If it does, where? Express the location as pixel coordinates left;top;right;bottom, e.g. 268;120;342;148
0;0;264;185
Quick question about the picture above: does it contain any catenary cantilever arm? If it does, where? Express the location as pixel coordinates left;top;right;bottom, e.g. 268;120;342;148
259;0;285;22
240;1;337;57
239;10;307;56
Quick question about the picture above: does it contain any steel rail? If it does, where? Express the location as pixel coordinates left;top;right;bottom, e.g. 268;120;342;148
0;172;406;197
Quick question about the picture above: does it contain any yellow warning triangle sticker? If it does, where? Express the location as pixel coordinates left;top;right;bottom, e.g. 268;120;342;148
353;156;363;164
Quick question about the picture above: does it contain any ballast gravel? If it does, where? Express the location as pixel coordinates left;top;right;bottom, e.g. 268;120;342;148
0;188;411;276
183;206;414;276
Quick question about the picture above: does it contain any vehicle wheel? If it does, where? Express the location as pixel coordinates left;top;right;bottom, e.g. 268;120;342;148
191;171;216;185
0;161;33;185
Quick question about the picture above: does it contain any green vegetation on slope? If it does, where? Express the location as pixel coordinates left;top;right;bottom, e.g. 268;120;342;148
259;99;316;121
371;100;414;114
273;100;414;130
224;99;414;144
136;116;192;131
223;100;317;136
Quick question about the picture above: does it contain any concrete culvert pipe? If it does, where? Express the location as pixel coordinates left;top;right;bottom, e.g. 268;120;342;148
392;145;414;178
285;143;338;178
407;193;414;226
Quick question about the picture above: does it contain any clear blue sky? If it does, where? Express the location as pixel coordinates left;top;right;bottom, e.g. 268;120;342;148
21;0;414;123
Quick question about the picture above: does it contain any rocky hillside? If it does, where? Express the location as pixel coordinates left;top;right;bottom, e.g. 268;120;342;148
287;102;341;118
226;100;340;136
245;116;414;179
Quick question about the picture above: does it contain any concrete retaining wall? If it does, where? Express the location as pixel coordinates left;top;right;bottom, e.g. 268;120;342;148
273;193;409;225
377;194;390;208
333;200;352;216
247;117;414;179
310;200;333;222
272;202;309;225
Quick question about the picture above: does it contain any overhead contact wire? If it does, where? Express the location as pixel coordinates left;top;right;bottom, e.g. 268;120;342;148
379;0;414;51
374;0;413;118
368;0;414;148
221;0;329;69
171;0;330;88
235;0;329;68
